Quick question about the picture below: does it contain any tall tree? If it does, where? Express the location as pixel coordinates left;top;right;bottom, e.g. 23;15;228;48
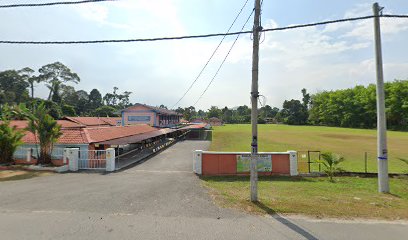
19;67;38;99
88;89;103;110
38;62;80;101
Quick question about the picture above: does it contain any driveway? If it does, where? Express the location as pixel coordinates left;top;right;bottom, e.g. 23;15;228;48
0;141;407;240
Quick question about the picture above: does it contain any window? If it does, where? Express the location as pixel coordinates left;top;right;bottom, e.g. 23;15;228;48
128;116;151;122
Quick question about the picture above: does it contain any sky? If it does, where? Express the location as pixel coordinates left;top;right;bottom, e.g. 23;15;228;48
1;0;408;111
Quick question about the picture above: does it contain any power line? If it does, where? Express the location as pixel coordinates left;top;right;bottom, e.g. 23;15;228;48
193;9;255;107
0;0;117;8
1;15;407;45
171;0;251;109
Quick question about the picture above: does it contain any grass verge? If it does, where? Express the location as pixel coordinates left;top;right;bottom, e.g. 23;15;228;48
201;175;408;220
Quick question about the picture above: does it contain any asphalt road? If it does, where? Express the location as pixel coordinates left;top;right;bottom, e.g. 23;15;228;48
0;141;407;240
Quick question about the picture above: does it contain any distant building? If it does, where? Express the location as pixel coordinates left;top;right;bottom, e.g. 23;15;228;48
121;103;182;128
208;117;223;126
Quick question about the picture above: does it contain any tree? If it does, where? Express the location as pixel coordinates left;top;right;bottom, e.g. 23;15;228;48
19;67;38;99
317;152;345;182
281;99;308;125
0;106;25;163
61;104;76;116
38;62;80;101
183;106;196;121
88;89;103;110
76;90;89;115
92;106;119;117
207;106;222;119
26;103;62;165
0;70;30;104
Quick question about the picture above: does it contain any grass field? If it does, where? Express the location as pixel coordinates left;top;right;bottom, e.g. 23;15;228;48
210;124;408;173
202;176;408;220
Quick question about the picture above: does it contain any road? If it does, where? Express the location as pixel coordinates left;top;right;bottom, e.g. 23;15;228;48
0;141;407;240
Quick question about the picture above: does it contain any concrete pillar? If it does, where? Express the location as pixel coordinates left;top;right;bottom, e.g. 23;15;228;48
26;148;32;163
106;148;116;172
193;150;203;174
288;150;298;176
67;148;79;172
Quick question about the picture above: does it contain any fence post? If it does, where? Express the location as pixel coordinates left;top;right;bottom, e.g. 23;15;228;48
193;150;203;175
67;148;79;172
288;151;298;176
106;148;116;172
365;152;368;173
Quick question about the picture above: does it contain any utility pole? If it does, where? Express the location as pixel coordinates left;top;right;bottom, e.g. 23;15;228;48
373;2;389;193
250;0;262;202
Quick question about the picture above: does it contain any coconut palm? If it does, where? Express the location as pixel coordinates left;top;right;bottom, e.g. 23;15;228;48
317;152;345;182
26;103;62;165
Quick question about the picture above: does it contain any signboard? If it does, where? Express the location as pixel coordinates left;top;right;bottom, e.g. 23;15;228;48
236;154;272;172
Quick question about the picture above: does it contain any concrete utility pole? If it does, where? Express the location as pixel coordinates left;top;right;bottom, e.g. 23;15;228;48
373;2;389;193
250;0;262;202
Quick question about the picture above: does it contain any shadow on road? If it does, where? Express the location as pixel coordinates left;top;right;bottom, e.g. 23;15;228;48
255;201;319;240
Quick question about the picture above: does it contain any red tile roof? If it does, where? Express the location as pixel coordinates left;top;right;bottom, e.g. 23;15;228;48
6;120;83;129
20;129;88;144
83;124;158;143
6;120;160;145
64;117;120;127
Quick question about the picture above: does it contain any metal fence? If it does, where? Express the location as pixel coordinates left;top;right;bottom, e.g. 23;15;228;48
78;150;107;170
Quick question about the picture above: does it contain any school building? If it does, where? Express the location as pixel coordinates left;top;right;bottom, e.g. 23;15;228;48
121;103;182;128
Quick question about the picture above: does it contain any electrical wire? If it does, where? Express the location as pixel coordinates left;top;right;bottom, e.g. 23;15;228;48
193;9;255;107
0;0;117;8
1;15;407;45
171;0;251;109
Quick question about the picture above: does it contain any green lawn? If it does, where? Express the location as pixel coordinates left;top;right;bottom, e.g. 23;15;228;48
210;124;408;173
202;176;408;220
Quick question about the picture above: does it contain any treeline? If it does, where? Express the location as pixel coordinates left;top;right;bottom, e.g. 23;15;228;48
176;81;408;130
309;80;408;129
0;62;131;118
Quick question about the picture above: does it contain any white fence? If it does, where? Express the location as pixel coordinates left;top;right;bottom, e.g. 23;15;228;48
78;150;107;170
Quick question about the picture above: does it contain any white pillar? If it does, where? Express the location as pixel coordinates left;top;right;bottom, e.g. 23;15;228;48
26;148;31;162
106;148;116;172
288;151;298;176
67;148;79;172
193;150;203;174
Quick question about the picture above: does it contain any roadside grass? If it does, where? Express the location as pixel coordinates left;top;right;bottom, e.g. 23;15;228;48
210;124;408;173
0;170;53;182
202;176;408;220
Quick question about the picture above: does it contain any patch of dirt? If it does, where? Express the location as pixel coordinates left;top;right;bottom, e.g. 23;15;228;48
0;170;27;179
320;133;376;140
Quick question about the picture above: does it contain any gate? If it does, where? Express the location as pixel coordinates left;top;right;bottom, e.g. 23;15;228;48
297;151;321;173
78;150;107;170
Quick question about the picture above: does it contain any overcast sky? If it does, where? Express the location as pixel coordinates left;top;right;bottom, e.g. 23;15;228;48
1;0;408;110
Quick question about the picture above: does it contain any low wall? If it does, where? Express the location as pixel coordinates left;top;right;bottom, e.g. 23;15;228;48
193;151;298;176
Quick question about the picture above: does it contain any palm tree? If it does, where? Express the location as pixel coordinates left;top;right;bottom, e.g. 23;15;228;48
0;107;25;163
26;103;62;165
317;152;345;182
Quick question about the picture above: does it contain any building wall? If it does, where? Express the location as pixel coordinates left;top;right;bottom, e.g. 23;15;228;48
123;111;156;126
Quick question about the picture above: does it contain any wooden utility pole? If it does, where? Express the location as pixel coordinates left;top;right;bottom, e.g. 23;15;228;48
373;2;389;193
250;0;262;202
